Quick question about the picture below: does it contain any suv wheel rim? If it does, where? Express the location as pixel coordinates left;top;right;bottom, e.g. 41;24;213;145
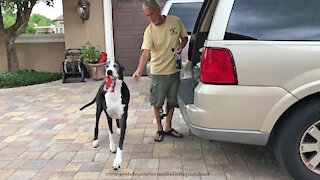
300;120;320;174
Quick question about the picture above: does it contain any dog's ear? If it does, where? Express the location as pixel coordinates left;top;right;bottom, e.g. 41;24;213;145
119;68;124;80
118;64;124;80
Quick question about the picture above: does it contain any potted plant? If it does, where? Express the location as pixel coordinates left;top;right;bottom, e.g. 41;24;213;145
80;41;106;80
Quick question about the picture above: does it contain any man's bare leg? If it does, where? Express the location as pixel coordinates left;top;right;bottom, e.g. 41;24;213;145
165;108;174;131
154;107;164;141
164;107;183;137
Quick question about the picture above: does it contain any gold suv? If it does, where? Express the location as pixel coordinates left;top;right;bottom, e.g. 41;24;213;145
178;0;320;179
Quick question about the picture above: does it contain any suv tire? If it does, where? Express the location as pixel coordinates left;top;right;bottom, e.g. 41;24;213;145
274;99;320;180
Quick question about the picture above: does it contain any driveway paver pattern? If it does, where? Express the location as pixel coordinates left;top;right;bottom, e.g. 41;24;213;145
0;77;292;179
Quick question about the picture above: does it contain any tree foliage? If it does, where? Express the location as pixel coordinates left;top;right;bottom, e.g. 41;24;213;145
1;1;54;34
3;13;53;34
27;14;54;34
0;0;54;72
2;5;15;27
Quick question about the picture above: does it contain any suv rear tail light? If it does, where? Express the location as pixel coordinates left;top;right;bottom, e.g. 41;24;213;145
200;48;238;85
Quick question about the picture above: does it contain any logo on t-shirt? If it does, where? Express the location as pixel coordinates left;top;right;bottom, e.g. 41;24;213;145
169;28;178;36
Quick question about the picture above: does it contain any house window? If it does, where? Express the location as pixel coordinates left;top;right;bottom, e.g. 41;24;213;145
60;28;64;33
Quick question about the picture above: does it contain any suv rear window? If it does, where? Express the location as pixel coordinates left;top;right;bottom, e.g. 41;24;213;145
168;2;202;34
224;0;320;41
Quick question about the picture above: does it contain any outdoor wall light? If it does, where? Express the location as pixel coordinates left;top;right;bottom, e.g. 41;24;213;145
77;0;90;23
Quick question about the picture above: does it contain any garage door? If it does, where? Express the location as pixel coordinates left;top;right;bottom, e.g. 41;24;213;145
112;0;167;75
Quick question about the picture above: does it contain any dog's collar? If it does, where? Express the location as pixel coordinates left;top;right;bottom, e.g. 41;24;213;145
104;76;116;92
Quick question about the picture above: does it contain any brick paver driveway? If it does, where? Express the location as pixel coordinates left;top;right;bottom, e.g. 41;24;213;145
0;77;292;180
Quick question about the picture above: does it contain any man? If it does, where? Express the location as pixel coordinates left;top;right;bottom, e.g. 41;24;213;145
132;0;188;142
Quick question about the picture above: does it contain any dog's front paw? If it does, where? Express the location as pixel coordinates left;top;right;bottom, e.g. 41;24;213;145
117;128;121;135
112;148;122;170
92;140;99;148
112;159;121;170
109;144;116;153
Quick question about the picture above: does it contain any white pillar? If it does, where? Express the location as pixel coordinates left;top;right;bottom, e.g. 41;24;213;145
103;0;115;61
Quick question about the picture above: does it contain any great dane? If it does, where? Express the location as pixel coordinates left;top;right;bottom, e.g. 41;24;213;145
80;60;130;170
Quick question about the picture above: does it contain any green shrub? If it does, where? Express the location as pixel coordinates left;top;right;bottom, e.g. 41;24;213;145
0;70;61;88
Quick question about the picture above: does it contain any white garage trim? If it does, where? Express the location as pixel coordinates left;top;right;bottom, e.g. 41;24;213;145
103;0;115;61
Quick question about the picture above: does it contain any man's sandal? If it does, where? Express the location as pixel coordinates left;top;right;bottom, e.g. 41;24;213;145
154;131;164;142
164;128;183;138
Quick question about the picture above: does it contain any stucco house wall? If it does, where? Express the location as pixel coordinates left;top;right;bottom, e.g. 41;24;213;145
0;0;105;73
0;35;65;73
63;0;106;51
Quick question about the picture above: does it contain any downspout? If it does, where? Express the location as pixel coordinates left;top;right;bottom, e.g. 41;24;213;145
103;0;115;61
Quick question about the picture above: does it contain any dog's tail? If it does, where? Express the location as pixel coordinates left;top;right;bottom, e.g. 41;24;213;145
80;97;96;111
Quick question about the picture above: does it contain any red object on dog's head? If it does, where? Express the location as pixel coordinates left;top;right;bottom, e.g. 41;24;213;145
104;75;116;92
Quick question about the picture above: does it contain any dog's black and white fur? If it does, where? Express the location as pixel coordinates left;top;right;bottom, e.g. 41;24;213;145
80;60;130;170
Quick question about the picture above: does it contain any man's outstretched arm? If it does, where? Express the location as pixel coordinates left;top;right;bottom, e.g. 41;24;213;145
132;49;151;82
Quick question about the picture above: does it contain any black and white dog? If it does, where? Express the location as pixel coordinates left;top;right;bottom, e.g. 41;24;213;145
80;60;130;170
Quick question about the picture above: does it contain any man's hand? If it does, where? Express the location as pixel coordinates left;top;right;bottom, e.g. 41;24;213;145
132;49;151;82
174;37;188;54
174;46;183;54
132;70;142;82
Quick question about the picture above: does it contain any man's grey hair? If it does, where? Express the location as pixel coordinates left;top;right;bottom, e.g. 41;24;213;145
143;0;161;11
